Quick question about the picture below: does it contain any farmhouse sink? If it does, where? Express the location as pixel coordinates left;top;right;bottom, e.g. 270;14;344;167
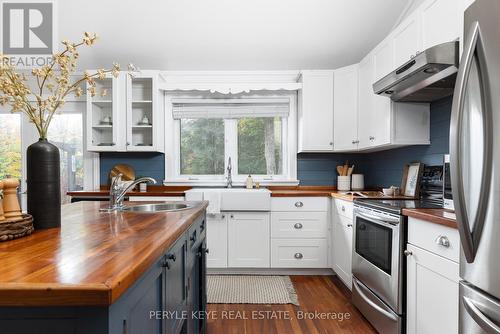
184;188;271;211
121;203;192;213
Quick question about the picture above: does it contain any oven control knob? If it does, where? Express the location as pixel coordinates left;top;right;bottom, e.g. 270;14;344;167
404;250;413;256
294;253;303;259
294;223;303;229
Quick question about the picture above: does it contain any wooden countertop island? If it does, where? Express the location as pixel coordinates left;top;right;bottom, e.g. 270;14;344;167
0;201;208;307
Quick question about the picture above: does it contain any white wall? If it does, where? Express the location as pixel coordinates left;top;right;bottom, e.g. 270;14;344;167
56;0;411;70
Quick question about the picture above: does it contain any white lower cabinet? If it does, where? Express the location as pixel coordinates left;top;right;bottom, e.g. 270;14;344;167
406;218;460;334
227;212;270;268
331;199;354;289
271;239;327;268
270;197;329;269
206;213;228;268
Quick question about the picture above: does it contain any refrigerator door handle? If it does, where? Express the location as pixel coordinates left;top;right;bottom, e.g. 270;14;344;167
450;20;493;263
463;296;500;334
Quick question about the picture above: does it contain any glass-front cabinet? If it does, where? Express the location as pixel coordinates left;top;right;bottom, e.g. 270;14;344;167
86;72;124;151
86;71;163;152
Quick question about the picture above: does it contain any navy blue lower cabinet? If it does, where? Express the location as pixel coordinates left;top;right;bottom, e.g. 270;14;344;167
0;214;207;334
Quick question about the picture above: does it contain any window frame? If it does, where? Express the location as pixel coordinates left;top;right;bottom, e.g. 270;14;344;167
2;102;99;210
164;92;298;186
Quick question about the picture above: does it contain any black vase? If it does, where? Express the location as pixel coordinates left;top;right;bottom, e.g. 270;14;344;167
27;138;61;229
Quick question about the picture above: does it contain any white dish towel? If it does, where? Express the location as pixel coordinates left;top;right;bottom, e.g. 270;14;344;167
203;190;222;215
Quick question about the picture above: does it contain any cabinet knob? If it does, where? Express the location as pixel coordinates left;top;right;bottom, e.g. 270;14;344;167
294;253;303;259
329;142;333;146
167;253;176;262
222;215;225;219
126;142;130;146
347;223;353;227
369;136;375;140
230;214;234;219
341;206;345;212
404;250;413;256
352;140;360;144
295;201;304;208
190;233;197;243
435;235;450;248
294;223;303;229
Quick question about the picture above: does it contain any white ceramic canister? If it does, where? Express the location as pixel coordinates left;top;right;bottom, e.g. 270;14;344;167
351;174;365;190
337;176;351;191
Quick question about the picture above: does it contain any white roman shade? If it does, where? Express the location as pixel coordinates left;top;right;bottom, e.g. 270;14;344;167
172;98;290;119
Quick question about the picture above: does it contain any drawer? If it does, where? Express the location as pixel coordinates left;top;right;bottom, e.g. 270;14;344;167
408;217;460;262
271;239;327;268
334;199;353;219
271;197;328;212
271;212;327;238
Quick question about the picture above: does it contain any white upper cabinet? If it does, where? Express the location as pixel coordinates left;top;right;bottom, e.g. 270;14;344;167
86;72;125;151
357;55;375;149
373;39;395;82
420;0;460;50
392;12;422;68
87;71;164;152
298;70;334;152
125;72;164;152
333;64;359;151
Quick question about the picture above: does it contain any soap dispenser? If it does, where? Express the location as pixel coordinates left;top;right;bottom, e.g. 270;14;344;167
246;175;253;189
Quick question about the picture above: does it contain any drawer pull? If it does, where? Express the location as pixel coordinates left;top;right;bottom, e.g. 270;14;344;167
295;201;304;208
294;223;303;229
294;253;303;259
435;235;450;248
190;233;197;243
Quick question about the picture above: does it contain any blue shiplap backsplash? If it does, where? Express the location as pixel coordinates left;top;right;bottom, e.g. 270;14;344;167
99;97;452;187
99;152;165;185
297;96;452;187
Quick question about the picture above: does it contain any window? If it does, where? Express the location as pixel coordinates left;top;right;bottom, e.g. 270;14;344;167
238;117;282;175
48;113;86;203
180;118;225;175
167;95;297;185
0;113;21;180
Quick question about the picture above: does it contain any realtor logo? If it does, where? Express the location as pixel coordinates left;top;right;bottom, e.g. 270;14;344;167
1;1;55;68
2;2;53;54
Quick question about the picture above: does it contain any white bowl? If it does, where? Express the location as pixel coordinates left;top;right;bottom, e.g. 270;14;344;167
382;188;394;196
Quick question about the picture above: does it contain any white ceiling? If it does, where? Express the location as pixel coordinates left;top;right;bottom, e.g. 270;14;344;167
57;0;412;71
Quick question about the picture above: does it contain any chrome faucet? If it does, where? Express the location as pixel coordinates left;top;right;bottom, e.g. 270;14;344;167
101;173;157;211
226;157;233;188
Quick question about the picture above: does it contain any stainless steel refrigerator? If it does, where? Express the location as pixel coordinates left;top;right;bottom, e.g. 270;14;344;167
450;0;500;333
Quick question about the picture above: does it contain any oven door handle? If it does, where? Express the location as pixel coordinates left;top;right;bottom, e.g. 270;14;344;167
356;211;400;225
352;279;399;322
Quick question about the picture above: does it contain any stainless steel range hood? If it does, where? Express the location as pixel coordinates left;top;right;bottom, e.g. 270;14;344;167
373;41;459;102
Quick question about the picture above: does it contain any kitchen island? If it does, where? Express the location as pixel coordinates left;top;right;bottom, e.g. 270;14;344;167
0;201;208;334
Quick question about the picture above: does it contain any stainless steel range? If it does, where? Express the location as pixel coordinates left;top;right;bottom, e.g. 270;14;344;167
352;199;442;334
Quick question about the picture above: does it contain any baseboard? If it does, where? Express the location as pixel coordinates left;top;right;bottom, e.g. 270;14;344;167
207;268;335;275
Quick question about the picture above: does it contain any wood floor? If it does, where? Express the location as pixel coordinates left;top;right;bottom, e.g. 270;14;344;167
207;275;376;334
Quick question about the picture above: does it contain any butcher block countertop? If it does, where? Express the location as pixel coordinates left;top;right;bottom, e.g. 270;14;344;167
402;208;457;229
0;201;208;307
